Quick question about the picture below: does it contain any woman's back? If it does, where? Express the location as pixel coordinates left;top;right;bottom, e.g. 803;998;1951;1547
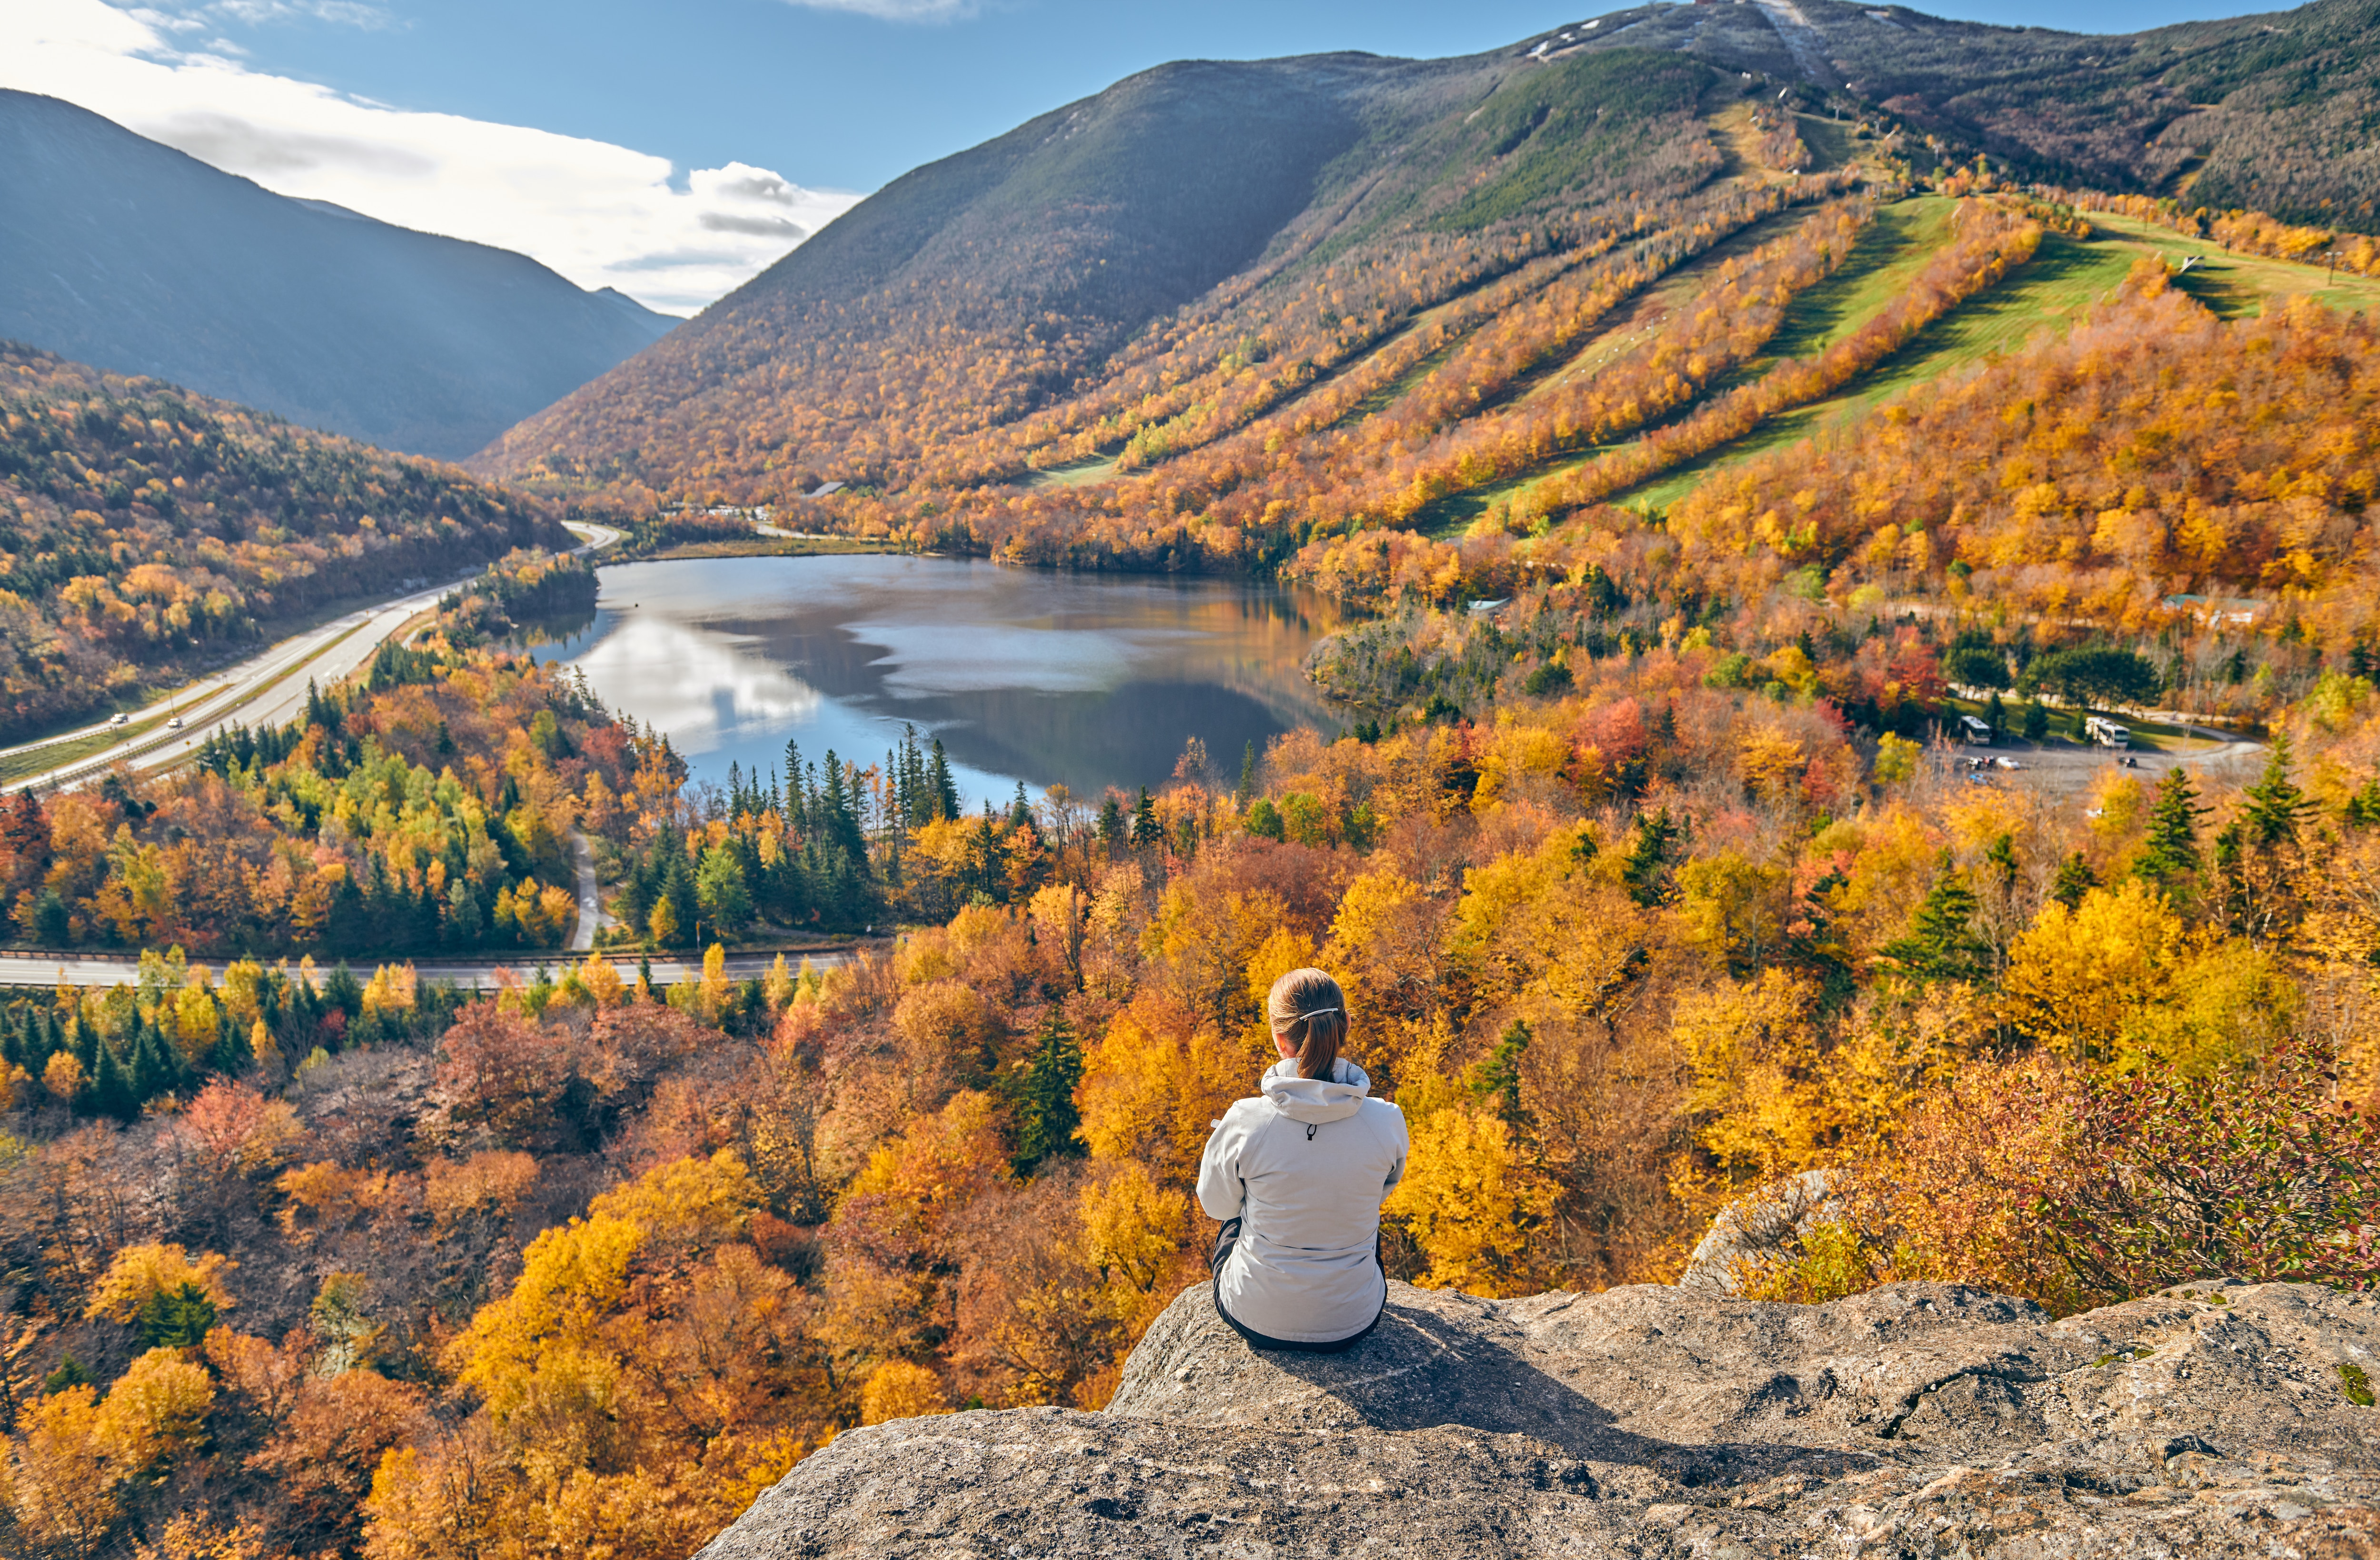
1198;1056;1408;1346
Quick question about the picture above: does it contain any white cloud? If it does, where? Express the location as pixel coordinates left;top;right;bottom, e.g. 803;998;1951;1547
780;0;980;20
0;0;864;315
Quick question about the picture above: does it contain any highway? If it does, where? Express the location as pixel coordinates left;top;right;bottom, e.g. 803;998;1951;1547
0;520;660;990
7;521;623;795
0;945;852;992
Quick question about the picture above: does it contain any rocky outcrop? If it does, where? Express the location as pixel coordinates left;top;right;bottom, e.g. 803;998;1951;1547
700;1277;2380;1557
1676;1167;1843;1295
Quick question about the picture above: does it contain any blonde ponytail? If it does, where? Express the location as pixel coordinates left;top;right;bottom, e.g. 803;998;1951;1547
1266;967;1348;1081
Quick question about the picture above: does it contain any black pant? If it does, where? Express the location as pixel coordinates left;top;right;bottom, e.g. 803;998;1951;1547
1206;1218;1387;1355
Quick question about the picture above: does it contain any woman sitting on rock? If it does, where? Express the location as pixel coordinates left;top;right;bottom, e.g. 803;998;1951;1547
1197;968;1409;1353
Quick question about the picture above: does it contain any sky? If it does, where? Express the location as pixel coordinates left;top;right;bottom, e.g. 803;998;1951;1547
2;0;2260;316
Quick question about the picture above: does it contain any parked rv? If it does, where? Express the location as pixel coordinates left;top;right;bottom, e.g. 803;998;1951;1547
1958;714;1993;745
2083;715;2131;748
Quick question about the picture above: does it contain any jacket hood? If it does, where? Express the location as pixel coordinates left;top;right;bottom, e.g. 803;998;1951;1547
1261;1056;1372;1124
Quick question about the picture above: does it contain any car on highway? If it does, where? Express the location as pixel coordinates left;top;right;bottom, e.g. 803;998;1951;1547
108;712;128;726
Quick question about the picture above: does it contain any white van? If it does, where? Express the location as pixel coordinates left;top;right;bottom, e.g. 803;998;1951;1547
1958;714;1993;745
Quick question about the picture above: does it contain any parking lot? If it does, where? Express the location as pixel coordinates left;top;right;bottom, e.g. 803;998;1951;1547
1944;733;2267;798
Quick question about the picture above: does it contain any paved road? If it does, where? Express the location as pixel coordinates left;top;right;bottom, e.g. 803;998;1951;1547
0;945;851;992
569;829;604;952
10;522;623;794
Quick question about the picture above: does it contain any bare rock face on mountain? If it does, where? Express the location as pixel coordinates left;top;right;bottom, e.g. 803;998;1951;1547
700;1276;2380;1557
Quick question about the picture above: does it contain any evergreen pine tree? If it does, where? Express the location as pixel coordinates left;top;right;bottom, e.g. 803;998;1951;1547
21;1007;50;1082
661;854;700;947
211;1020;250;1078
2051;851;2098;909
1985;691;2007;735
2241;733;2315;848
2348;777;2380;829
136;1282;219;1351
929;739;961;822
1984;832;2018;892
823;747;871;862
1096;796;1125;857
1469;1020;1532;1130
1015;1008;1083;1173
89;1039;138;1123
129;1019;170;1104
783;741;810;831
1130;788;1161;851
29;890;69;952
1880;850;1989;982
1622;808;1683;906
323;964;365;1030
2135;765;2207;892
1238;742;1256;806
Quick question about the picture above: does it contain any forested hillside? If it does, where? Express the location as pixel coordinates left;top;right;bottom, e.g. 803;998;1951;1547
10;539;2380;1556
0;343;569;742
1567;0;2380;223
478;0;2380;534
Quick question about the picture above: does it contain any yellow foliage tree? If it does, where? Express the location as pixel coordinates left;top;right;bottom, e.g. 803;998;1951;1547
135;1508;278;1560
760;953;794;1013
2;1385;120;1560
170;980;221;1067
1676;851;1790;973
859;1360;949;1425
1450;823;1639;1023
1999;880;2185;1062
589;1146;760;1247
1673;970;1833;1188
93;1348;215;1475
360;964;418;1020
1079;1163;1194;1331
85;1244;236;1325
1075;1010;1184;1171
1380;1103;1556;1296
579;949;626;1008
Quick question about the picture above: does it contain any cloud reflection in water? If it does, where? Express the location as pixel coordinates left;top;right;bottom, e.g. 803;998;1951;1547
531;554;1345;807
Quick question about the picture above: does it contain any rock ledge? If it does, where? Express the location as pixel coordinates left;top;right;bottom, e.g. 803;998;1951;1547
700;1278;2380;1556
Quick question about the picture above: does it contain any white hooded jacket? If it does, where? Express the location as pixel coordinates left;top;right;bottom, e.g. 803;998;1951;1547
1197;1057;1409;1343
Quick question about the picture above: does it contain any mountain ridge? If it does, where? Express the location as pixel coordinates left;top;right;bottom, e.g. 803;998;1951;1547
473;0;2380;515
0;89;678;461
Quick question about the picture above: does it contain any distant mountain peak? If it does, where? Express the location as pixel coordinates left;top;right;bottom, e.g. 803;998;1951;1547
0;89;678;459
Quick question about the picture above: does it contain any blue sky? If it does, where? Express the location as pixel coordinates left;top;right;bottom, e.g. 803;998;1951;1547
4;0;2261;312
131;0;2257;191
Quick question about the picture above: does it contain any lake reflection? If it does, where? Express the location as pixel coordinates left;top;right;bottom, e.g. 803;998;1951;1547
526;555;1349;808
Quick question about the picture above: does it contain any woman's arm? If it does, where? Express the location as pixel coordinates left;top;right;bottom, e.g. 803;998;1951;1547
1377;1104;1409;1194
1196;1109;1249;1222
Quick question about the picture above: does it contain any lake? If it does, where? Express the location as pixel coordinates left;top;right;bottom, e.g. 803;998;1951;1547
523;554;1349;810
